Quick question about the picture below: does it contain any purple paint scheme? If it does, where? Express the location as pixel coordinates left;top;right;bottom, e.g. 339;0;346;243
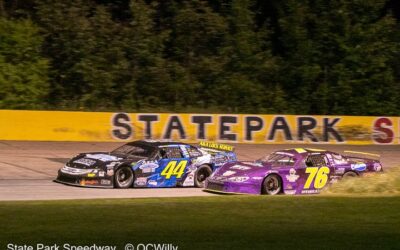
205;148;383;195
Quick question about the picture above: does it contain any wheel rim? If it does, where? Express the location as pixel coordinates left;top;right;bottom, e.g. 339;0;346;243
265;176;280;195
197;168;211;183
344;172;357;178
117;168;132;186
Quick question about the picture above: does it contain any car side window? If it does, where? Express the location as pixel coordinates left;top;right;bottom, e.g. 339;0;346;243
305;154;328;167
187;146;202;158
162;147;184;159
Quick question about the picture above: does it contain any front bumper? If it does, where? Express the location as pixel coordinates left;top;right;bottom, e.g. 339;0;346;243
55;170;114;188
204;179;260;195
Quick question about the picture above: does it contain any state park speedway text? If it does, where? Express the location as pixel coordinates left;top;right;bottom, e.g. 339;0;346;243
6;243;179;250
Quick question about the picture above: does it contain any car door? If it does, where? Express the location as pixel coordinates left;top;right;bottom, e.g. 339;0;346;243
155;145;191;187
298;153;332;194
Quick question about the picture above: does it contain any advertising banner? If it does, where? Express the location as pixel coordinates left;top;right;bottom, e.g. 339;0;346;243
0;110;398;144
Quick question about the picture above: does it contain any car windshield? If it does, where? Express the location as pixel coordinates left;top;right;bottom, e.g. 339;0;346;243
111;143;155;157
257;152;296;167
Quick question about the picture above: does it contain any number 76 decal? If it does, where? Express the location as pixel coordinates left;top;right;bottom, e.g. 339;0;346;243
304;167;330;189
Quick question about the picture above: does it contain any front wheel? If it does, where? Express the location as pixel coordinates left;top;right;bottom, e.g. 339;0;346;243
114;166;134;188
262;175;282;195
194;165;212;188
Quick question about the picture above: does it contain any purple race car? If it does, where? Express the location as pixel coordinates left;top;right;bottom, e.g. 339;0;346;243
205;148;383;195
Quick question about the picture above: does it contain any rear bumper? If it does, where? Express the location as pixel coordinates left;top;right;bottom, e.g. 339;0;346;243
55;171;114;188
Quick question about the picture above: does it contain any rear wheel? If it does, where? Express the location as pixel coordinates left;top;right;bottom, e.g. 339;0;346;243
114;166;134;188
343;171;358;178
194;165;212;188
262;175;282;195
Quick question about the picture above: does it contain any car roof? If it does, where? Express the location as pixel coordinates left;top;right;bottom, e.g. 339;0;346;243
275;148;330;156
127;140;191;148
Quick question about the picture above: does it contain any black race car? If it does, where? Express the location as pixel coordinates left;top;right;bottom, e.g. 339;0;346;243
55;140;237;188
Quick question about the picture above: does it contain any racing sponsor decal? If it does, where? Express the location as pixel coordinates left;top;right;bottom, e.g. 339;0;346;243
138;161;159;173
100;179;111;185
199;141;234;151
228;176;249;182
74;158;96;166
106;169;114;176
222;170;236;177
301;189;320;194
61;166;92;175
135;177;147;186
332;154;348;164
351;162;367;171
230;165;251;170
285;190;296;195
99;171;105;177
212;154;229;166
87;173;96;177
374;162;382;171
80;179;99;186
86;154;120;162
148;180;158;186
285;168;299;182
213;176;227;181
182;172;195;186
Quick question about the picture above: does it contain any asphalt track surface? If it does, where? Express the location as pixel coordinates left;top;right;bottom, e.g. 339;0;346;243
0;141;399;201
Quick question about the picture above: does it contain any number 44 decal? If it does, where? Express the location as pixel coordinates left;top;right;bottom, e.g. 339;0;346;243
161;160;188;179
304;167;330;189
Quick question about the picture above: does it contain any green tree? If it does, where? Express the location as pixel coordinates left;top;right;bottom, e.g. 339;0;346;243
217;0;283;113
277;0;400;115
74;6;131;110
36;0;93;108
168;0;228;109
0;17;49;109
125;0;171;110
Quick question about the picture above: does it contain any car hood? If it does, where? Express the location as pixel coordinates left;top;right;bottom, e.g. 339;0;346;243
67;152;143;169
213;161;273;179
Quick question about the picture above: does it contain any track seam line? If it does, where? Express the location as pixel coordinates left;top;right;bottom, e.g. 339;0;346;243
0;161;53;177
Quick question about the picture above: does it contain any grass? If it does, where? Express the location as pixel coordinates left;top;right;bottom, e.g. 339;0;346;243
1;195;400;250
323;167;400;195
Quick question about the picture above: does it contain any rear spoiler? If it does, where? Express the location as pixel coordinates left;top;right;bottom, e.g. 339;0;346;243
199;141;235;152
343;150;380;160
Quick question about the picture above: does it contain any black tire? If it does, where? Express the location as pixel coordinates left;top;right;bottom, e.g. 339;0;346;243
262;175;282;195
343;171;358;179
194;165;212;188
114;166;134;188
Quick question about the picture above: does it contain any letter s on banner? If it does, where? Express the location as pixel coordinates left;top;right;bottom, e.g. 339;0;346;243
372;117;393;144
111;113;133;140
